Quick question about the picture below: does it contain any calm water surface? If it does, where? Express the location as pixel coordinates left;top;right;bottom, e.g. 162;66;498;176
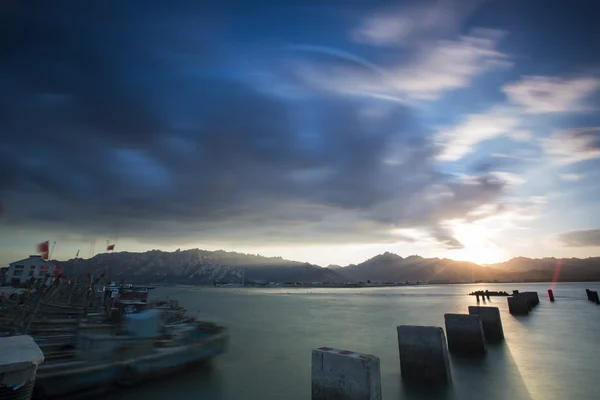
107;283;600;400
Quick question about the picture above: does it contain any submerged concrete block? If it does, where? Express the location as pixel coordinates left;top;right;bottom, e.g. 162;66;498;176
507;295;529;315
312;347;381;400
468;306;504;342
396;325;451;385
444;314;486;355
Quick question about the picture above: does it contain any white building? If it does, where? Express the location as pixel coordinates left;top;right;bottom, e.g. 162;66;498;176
5;255;56;285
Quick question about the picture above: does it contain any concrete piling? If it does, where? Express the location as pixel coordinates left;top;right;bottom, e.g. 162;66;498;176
586;289;592;301
312;347;382;400
591;291;600;305
444;314;486;355
507;295;529;315
468;306;504;342
396;325;451;385
523;292;540;306
548;289;555;302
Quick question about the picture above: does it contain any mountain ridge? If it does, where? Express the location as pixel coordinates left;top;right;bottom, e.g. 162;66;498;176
52;248;600;284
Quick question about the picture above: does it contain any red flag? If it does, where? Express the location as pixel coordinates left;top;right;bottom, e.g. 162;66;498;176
107;244;115;251
40;251;49;260
37;240;49;254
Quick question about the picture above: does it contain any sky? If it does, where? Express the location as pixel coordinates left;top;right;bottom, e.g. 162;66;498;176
1;0;600;267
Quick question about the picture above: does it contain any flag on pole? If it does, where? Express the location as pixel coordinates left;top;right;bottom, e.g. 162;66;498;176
37;240;49;260
107;244;115;251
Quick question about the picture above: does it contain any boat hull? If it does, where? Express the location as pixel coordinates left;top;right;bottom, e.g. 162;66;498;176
34;331;228;399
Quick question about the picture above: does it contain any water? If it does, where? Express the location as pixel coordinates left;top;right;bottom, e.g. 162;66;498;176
107;283;600;400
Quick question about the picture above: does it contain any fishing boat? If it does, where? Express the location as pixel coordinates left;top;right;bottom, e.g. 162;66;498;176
1;277;228;399
33;314;228;399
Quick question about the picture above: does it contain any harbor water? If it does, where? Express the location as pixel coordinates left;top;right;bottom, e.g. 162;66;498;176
107;282;600;400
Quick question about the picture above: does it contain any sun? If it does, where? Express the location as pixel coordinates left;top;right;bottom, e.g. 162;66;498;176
450;225;505;265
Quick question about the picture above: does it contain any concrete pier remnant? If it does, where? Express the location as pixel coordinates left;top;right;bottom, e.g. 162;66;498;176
591;291;600;305
507;295;529;315
522;292;540;307
444;314;486;355
396;325;451;385
468;306;504;342
0;335;44;400
586;289;592;301
312;347;382;400
548;289;555;302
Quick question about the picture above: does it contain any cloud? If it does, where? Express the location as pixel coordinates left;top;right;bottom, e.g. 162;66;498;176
508;130;533;142
435;106;520;161
389;28;510;100
430;226;465;249
557;229;600;247
489;171;526;185
290;28;509;102
541;127;600;165
502;76;600;114
559;173;583;182
350;0;483;47
0;1;512;252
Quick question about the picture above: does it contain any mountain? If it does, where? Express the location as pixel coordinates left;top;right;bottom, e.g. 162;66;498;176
339;252;502;283
487;257;600;281
53;249;600;285
55;249;344;285
339;253;600;283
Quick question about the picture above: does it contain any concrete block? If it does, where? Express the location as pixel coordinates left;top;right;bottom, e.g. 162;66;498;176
507;295;529;315
396;325;451;385
444;314;486;355
312;347;381;400
522;292;539;307
468;306;504;342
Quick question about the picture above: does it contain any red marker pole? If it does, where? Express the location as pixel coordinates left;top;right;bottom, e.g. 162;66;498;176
548;289;555;302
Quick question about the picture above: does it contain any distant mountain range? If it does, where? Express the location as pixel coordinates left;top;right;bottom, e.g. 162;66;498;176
56;249;343;285
54;249;600;284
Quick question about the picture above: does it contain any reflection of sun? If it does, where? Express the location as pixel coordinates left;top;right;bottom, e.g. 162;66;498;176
450;225;505;265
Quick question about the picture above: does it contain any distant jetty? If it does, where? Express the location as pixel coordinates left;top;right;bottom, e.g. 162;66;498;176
468;290;509;297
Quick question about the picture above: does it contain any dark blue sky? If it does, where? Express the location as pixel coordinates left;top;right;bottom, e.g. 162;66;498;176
1;0;599;265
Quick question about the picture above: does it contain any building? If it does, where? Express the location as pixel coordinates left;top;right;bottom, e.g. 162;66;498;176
5;255;56;286
0;266;7;285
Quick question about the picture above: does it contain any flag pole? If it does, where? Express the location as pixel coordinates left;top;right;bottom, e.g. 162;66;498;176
49;241;56;260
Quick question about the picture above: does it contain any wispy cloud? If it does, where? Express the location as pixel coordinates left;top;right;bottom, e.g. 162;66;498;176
390;28;511;100
559;173;583;182
435;106;520;161
351;0;483;47
490;171;526;185
557;229;600;247
291;28;509;102
508;130;533;142
503;76;600;114
541;127;600;165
